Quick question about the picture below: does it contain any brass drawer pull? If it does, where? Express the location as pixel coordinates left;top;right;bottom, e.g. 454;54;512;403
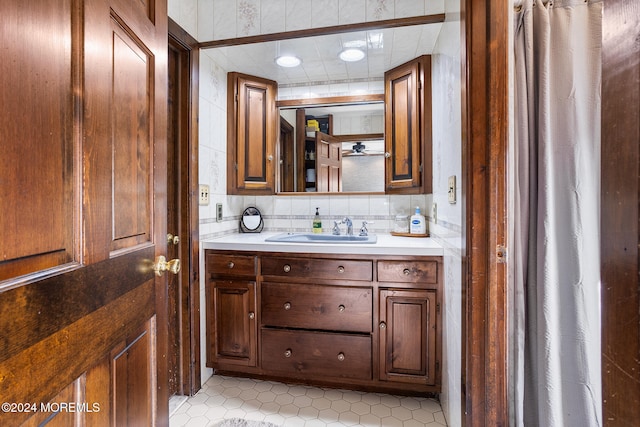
228;261;235;269
379;321;387;329
284;349;292;358
248;312;255;320
403;268;411;275
337;266;345;273
338;304;345;312
284;302;291;310
337;352;345;361
283;264;291;273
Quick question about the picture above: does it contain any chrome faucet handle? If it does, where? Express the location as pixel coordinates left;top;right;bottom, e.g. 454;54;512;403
332;220;341;235
359;221;374;236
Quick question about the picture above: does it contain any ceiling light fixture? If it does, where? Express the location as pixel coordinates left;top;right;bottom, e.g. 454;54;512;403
275;55;301;67
338;48;365;62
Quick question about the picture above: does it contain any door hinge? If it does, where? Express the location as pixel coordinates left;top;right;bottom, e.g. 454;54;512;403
436;302;440;314
496;245;507;263
436;360;440;372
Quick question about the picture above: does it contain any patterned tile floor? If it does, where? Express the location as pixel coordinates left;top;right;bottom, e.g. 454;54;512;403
170;375;447;427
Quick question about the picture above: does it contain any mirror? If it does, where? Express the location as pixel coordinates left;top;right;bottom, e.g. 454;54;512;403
203;21;443;193
280;102;385;192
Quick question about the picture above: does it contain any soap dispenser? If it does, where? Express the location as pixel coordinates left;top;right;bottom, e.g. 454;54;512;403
313;207;322;233
410;206;426;234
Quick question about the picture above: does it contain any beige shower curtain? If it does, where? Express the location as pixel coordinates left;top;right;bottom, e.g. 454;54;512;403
513;0;602;425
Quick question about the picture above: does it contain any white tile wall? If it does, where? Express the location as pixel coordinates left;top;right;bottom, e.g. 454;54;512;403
429;1;463;426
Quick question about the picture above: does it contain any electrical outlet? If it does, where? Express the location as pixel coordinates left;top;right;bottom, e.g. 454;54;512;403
199;184;210;206
216;203;223;222
448;175;457;204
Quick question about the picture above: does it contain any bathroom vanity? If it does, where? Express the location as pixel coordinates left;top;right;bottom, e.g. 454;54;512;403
203;234;443;395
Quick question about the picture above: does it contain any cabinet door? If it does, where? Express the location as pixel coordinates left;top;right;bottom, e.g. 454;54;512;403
228;72;278;194
384;56;432;194
379;289;437;385
316;131;342;192
208;280;257;367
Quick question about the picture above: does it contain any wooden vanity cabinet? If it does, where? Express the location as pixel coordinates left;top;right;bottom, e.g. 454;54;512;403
384;55;432;194
205;253;258;368
205;250;442;394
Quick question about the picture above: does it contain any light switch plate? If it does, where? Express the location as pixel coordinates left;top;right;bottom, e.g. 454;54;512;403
199;184;210;206
448;176;456;204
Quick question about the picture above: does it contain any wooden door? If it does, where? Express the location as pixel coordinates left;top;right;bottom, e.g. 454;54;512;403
384;56;432;194
0;0;169;425
379;289;437;386
280;117;295;192
227;72;278;194
316;131;342;192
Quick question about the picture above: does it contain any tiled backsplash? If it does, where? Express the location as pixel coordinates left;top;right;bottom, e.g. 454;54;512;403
200;193;431;241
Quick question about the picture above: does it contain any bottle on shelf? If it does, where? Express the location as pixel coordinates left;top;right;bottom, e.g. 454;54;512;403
410;206;426;234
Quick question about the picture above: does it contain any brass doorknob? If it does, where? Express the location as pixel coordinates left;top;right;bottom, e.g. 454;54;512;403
153;255;181;276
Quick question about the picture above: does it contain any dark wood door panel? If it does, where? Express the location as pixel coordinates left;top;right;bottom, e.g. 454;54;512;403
112;320;155;427
110;17;153;252
0;266;156;426
0;0;77;282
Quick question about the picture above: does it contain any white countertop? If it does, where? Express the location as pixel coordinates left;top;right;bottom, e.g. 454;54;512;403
202;232;443;256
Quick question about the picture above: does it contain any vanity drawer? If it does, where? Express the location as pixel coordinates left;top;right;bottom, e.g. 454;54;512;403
207;253;257;278
261;282;372;332
377;260;438;284
261;257;373;281
261;329;372;380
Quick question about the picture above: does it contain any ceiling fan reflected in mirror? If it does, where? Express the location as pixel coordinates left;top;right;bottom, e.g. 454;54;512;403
342;141;385;157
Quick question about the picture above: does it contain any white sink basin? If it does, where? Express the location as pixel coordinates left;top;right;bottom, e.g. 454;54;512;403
265;233;377;244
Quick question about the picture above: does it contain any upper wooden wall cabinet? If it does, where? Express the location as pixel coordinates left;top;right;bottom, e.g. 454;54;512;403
384;55;432;194
227;72;278;194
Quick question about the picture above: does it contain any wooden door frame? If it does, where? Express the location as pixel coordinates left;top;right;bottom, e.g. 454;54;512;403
462;0;509;424
168;18;201;396
195;9;510;425
601;0;640;424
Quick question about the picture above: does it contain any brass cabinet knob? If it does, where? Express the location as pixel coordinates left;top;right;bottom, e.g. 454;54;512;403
337;266;345;273
152;256;181;276
284;302;291;310
248;312;255;320
338;304;345;312
283;264;291;273
384;152;391;158
167;233;180;245
403;268;411;275
228;261;235;269
337;352;345;361
379;321;387;329
284;349;292;358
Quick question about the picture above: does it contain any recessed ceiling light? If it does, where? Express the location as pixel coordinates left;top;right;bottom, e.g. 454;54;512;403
338;48;365;62
275;55;301;67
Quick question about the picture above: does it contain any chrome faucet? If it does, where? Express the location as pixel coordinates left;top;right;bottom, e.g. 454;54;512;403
342;217;353;236
359;221;371;236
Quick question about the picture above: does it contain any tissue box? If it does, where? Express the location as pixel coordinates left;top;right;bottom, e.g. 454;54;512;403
306;119;319;130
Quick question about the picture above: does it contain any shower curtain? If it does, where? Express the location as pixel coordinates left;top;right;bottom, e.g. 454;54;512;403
513;0;602;426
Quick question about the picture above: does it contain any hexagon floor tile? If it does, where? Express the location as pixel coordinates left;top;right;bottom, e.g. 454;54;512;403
170;375;447;427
